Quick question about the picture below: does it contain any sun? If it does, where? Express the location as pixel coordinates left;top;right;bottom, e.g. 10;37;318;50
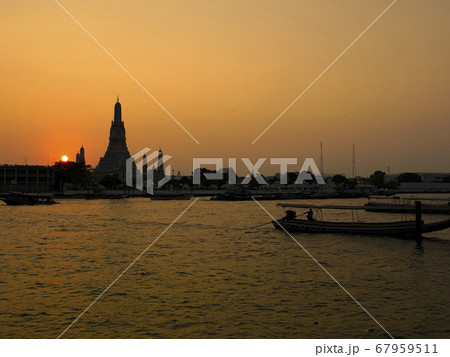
61;155;69;162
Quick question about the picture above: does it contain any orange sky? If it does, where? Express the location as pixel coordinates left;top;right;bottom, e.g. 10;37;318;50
1;0;449;176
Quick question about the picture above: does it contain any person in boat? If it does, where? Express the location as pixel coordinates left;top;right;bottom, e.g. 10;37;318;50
305;209;315;221
282;210;297;221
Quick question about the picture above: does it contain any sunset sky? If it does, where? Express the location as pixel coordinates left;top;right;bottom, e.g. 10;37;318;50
1;0;449;176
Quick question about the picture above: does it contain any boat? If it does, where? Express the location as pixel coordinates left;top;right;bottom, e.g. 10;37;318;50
273;203;450;236
210;193;281;201
85;193;129;199
0;192;59;206
365;195;450;214
210;188;255;201
210;189;304;201
150;192;192;200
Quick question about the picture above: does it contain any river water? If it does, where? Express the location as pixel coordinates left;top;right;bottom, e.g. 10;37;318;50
1;197;449;338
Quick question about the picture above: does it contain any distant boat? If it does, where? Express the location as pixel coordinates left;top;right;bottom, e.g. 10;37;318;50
365;195;450;214
273;203;450;236
85;193;129;200
210;189;253;201
0;192;59;206
150;192;192;200
210;189;300;201
211;193;278;201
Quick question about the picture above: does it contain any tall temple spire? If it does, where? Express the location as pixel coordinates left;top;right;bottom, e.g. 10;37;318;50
95;97;131;181
114;97;122;123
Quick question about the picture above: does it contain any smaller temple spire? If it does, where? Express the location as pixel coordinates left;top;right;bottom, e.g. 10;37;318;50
117;95;119;102
157;148;164;173
76;145;86;166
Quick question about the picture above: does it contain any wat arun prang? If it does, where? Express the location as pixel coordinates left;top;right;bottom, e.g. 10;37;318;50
94;97;131;181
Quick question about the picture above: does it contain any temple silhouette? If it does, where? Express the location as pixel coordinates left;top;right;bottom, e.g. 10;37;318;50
141;148;166;187
76;145;86;166
94;97;131;181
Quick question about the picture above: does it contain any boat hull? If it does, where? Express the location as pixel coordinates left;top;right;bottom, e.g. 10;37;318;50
1;192;59;206
150;194;191;200
85;194;128;199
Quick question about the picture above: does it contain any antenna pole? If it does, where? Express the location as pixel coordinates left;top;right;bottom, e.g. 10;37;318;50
352;144;356;178
320;141;324;175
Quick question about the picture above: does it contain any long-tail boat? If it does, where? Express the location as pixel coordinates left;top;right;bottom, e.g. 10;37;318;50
274;203;450;236
0;192;59;206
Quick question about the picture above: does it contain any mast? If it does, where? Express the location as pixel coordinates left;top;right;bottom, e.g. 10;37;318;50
320;141;324;176
352;144;356;178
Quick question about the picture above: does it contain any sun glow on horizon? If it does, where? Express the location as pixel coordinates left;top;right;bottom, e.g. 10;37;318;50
61;155;68;162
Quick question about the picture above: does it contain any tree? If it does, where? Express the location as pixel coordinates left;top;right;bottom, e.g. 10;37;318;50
99;174;122;189
287;172;299;185
199;168;226;187
332;175;348;186
346;178;358;189
369;170;386;188
54;161;92;189
385;180;399;189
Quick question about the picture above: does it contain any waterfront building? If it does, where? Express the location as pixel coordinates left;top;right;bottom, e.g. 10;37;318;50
1;165;56;193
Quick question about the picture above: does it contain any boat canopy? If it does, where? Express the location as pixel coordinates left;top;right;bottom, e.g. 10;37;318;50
401;196;450;202
368;195;398;199
368;195;449;202
276;203;367;210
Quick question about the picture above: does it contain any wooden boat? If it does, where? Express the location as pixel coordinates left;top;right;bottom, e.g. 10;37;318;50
210;189;299;201
150;192;192;200
0;192;59;206
211;193;281;201
274;203;450;236
85;193;129;199
365;196;450;214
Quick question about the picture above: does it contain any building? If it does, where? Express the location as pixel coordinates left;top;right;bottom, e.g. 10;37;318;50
417;172;450;183
385;172;450;184
385;172;450;192
75;145;86;166
1;165;56;193
94;97;131;181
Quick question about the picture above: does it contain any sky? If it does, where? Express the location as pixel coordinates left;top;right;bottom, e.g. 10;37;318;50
0;0;449;177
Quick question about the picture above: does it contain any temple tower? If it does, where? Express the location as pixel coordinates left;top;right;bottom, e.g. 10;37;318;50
76;145;86;166
94;97;131;181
